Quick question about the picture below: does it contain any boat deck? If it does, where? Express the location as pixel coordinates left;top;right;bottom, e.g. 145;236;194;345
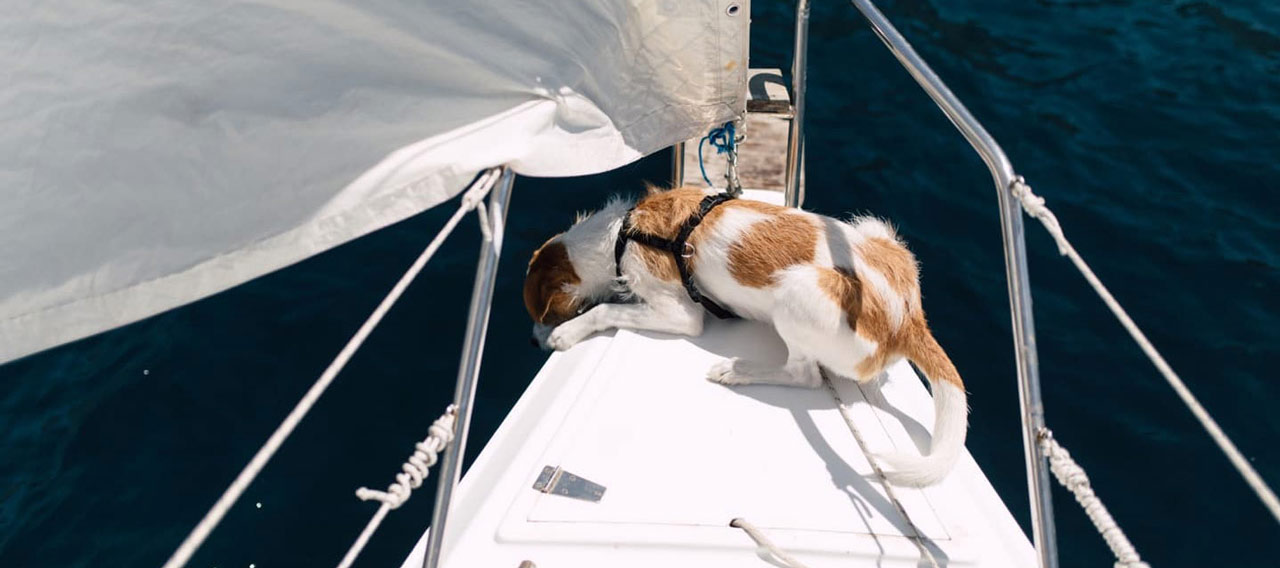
401;191;1034;567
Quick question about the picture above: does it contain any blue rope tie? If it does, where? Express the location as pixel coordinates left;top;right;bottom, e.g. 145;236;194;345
697;121;736;187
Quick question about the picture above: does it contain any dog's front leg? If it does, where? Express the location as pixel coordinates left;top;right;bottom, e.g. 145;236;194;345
547;300;704;351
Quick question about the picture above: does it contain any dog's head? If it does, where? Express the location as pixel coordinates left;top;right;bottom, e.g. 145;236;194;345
523;235;583;339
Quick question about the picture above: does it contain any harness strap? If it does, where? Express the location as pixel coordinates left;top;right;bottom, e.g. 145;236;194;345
615;192;738;319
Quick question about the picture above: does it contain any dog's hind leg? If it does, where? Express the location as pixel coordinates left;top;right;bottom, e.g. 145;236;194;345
707;266;874;389
707;268;832;388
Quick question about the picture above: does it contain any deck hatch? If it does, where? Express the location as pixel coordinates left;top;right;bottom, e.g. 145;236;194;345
523;323;951;541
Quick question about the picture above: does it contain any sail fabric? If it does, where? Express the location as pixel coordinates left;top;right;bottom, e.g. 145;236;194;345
0;1;749;363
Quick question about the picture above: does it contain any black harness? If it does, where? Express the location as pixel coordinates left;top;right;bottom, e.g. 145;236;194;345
614;192;739;319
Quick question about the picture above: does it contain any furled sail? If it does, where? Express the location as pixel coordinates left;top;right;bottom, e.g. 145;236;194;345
0;1;749;363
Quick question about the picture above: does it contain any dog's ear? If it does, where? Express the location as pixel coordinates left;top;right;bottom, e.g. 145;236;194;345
523;239;581;325
534;287;579;325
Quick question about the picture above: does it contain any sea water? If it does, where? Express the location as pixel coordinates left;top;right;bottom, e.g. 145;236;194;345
2;1;1277;566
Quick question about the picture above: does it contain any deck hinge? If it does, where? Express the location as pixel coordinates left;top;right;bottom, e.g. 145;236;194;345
531;465;606;502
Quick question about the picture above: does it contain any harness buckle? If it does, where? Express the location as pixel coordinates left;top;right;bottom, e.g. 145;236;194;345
681;242;695;259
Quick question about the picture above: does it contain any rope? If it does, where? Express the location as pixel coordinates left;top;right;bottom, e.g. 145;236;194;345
1038;429;1148;568
823;373;941;568
1009;177;1280;524
160;168;503;568
729;518;810;568
337;406;458;568
697;121;737;187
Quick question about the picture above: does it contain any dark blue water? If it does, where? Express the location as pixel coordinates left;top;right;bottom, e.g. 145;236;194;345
3;1;1278;566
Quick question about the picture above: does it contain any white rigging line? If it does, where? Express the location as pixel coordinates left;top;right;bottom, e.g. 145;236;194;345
161;168;503;568
825;373;942;568
338;406;458;568
1038;429;1149;568
1009;177;1280;524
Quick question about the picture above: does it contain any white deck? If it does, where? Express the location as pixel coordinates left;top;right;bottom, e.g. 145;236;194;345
402;191;1034;567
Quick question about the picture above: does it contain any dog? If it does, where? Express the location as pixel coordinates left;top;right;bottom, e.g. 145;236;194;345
522;186;966;486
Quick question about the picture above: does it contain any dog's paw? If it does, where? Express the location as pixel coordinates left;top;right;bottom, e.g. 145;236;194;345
707;358;745;385
546;325;583;351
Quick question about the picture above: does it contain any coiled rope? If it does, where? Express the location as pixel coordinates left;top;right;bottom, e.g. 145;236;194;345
160;168;502;568
337;406;458;568
1038;429;1148;568
697;121;738;188
1008;177;1280;525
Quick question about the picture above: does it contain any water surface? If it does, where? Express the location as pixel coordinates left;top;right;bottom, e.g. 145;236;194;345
3;1;1278;566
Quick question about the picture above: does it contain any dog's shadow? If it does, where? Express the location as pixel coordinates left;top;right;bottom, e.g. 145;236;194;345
657;319;949;567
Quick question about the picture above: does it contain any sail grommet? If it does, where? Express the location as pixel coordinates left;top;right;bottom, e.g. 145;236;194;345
726;3;741;16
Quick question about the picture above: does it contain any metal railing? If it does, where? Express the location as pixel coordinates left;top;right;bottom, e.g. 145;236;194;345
423;167;516;568
672;141;686;187
841;1;1059;565
161;167;513;568
783;0;810;208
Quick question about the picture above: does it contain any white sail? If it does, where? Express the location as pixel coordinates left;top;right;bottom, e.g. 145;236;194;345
0;1;749;363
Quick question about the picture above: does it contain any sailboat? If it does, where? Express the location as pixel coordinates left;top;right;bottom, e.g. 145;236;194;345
3;1;1272;567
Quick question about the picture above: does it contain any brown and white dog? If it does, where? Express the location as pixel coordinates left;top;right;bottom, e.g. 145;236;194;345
523;186;966;486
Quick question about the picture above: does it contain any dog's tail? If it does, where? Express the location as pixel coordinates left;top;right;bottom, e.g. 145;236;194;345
876;327;968;487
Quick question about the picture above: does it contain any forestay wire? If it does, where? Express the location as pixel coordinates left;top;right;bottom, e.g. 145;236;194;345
1009;177;1280;525
161;168;503;568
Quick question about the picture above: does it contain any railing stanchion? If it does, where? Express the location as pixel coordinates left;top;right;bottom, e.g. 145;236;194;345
995;176;1059;568
422;167;515;568
783;0;809;208
671;142;686;187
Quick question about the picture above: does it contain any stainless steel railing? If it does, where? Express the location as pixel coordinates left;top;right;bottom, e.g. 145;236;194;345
423;167;516;568
843;1;1059;565
783;0;810;208
672;141;686;187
